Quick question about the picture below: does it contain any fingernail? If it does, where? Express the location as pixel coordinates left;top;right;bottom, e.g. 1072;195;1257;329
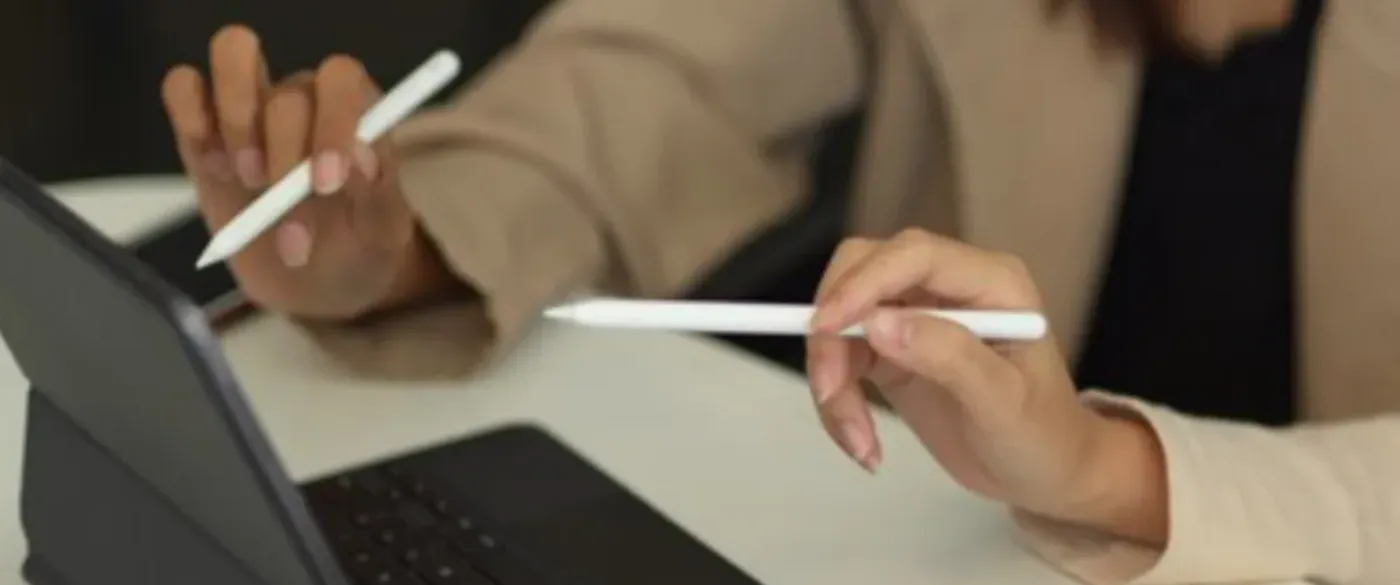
868;312;910;349
313;151;347;195
234;148;266;189
351;142;379;183
276;221;313;268
201;149;235;183
862;449;882;473
840;421;878;471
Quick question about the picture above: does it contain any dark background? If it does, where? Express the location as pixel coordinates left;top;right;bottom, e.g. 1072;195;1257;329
0;0;549;182
0;0;861;372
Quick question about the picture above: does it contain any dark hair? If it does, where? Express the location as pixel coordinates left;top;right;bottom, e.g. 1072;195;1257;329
1049;0;1175;52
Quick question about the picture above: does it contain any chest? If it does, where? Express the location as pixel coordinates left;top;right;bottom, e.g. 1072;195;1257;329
850;0;1400;417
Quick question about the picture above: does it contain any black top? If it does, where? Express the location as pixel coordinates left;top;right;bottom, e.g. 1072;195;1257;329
1074;0;1324;426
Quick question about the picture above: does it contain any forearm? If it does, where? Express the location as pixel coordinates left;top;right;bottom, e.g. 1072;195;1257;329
297;0;865;377
1015;392;1390;585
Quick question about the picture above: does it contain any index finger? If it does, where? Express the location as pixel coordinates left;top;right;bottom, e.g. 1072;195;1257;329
812;229;1039;333
807;238;877;402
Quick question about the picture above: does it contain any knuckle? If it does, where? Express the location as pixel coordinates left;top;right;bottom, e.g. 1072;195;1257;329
835;236;874;256
911;318;970;369
994;252;1030;276
893;227;935;247
824;237;875;278
990;253;1041;303
819;238;873;297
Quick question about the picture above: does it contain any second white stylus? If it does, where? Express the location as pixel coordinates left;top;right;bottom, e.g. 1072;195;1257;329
543;298;1047;341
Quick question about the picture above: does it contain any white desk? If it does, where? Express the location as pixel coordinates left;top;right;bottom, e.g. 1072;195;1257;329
0;176;1073;584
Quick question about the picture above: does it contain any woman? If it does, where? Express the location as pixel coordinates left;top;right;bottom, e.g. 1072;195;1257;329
803;229;1397;584
159;0;1400;580
161;0;1400;426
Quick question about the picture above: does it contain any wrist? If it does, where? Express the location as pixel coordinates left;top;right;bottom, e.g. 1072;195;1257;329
371;225;474;315
1061;410;1169;545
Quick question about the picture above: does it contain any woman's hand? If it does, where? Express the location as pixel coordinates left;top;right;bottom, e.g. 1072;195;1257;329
806;229;1168;544
161;25;459;320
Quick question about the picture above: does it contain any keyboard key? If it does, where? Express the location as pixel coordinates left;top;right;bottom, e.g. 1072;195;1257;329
304;465;508;585
342;550;403;583
396;502;439;530
395;539;449;564
332;532;373;552
436;516;476;538
356;472;392;496
375;527;406;547
412;555;493;585
353;511;391;528
400;545;425;565
358;567;426;585
451;532;500;558
430;499;451;515
319;516;355;538
305;475;357;507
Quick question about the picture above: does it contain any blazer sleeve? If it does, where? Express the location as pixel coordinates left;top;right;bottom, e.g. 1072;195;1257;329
299;0;868;379
1013;392;1399;585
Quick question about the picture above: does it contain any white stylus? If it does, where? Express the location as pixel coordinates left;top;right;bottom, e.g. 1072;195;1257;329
195;50;463;269
543;298;1048;341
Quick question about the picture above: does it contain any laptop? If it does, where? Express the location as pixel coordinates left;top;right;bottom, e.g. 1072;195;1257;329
0;158;761;585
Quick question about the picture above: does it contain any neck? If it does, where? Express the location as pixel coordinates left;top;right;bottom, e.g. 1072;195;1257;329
1172;0;1296;58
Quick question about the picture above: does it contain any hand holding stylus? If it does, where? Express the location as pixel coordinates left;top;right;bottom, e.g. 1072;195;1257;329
162;26;460;320
801;231;1168;545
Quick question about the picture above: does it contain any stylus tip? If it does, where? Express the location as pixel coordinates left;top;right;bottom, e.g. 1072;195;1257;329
194;248;221;270
541;304;575;320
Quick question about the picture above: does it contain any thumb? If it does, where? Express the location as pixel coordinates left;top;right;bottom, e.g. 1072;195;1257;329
865;310;1021;417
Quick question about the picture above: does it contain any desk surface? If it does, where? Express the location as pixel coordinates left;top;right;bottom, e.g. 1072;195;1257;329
0;176;1072;584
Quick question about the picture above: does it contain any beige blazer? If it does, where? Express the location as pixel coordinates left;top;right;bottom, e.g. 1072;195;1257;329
300;0;1400;582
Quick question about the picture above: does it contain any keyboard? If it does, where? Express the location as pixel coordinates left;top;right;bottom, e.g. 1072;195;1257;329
303;465;519;585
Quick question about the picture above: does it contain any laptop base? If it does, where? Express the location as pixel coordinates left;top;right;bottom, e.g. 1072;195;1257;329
20;388;266;585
